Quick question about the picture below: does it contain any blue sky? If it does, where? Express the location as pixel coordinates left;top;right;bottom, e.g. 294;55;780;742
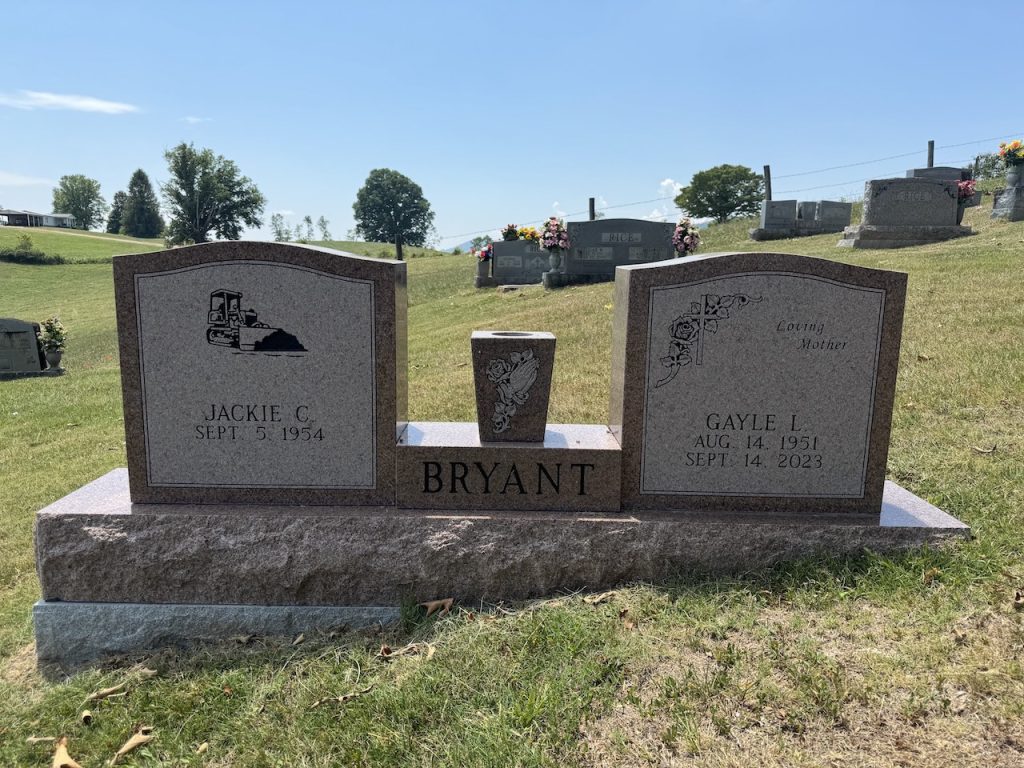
1;0;1019;246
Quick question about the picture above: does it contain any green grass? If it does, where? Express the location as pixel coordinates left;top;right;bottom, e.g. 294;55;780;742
0;226;164;263
2;205;1024;766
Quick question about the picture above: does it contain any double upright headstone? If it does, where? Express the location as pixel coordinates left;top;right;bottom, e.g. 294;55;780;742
838;177;971;248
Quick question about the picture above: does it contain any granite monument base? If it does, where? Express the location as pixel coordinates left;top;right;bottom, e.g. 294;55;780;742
35;469;969;668
749;222;847;241
0;368;64;380
837;224;972;249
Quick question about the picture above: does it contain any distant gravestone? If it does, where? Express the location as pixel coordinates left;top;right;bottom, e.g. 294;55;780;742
0;318;46;377
749;200;852;240
490;240;548;284
838;177;970;248
114;241;407;505
906;166;970;182
563;219;674;282
609;252;907;520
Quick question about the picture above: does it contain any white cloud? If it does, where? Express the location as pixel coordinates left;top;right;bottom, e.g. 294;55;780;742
641;207;670;222
0;90;138;114
181;116;211;124
0;170;54;187
659;178;682;199
551;201;567;219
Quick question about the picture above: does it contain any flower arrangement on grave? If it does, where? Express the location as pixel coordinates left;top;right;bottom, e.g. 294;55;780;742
998;139;1024;166
540;217;569;252
672;217;701;256
957;179;977;202
501;224;519;241
477;243;493;261
39;315;67;352
518;225;540;243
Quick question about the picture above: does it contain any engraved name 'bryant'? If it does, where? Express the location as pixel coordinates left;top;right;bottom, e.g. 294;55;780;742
422;461;595;496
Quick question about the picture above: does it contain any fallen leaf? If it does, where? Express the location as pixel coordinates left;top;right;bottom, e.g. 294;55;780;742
51;736;83;768
138;668;158;679
232;635;253;644
923;567;942;585
292;633;305;646
904;401;915;410
111;726;155;765
222;685;233;697
419;597;454;617
79;710;92;726
27;736;56;745
950;690;969;715
619;608;637;631
1014;591;1024;612
378;642;435;660
86;683;126;702
584;590;617;605
972;444;997;455
309;683;375;709
196;742;209;754
917;354;932;362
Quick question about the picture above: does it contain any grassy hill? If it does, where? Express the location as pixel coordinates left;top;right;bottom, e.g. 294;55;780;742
0;226;165;262
2;205;1023;766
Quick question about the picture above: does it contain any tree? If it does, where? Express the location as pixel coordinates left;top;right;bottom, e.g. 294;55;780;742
972;153;1002;180
107;191;127;234
674;164;764;224
161;142;266;244
470;235;493;250
316;215;331;240
302;215;314;241
120;169;164;237
52;174;107;230
270;213;291;242
352;168;434;260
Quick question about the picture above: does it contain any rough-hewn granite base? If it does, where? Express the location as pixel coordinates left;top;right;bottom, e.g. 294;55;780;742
0;368;64;379
34;602;397;671
37;470;969;611
837;224;972;249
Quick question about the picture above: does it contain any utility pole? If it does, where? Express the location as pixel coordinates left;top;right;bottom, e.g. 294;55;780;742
763;165;772;201
588;197;596;221
927;140;935;168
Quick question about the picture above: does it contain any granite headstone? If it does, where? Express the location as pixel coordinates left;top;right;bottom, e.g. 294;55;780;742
0;318;46;377
609;252;907;520
838;178;971;248
563;219;674;282
113;241;407;505
490;240;548;284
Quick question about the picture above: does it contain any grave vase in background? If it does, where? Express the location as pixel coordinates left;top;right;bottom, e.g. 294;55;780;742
471;330;555;442
547;248;563;271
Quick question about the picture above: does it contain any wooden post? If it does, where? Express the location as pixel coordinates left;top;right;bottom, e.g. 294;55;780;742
763;165;772;201
588;197;596;221
927;140;935;168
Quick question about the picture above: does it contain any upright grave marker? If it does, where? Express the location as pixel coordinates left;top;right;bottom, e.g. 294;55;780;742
0;318;46;377
114;241;407;505
838;177;971;248
562;219;674;283
610;252;907;520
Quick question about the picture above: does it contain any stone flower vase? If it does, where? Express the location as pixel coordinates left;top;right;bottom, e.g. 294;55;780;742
1007;164;1023;189
547;249;562;271
471;331;556;442
44;349;63;370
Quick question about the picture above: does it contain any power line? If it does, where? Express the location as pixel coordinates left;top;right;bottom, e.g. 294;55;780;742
438;130;1023;242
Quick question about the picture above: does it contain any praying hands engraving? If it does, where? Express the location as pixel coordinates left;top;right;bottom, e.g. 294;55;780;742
486;350;540;433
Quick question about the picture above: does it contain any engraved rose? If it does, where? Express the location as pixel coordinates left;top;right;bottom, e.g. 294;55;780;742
486;358;510;382
670;316;700;342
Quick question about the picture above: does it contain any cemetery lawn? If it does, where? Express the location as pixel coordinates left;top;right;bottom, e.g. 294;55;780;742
1;205;1023;766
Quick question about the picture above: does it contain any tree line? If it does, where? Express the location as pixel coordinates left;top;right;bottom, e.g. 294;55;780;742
46;146;435;260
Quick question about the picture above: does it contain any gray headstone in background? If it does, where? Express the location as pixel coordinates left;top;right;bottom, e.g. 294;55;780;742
760;200;798;228
797;201;818;220
609;252;907;519
906;166;971;182
114;241;407;506
563;219;674;282
861;177;957;227
491;240;548;284
0;318;44;375
816;201;854;226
